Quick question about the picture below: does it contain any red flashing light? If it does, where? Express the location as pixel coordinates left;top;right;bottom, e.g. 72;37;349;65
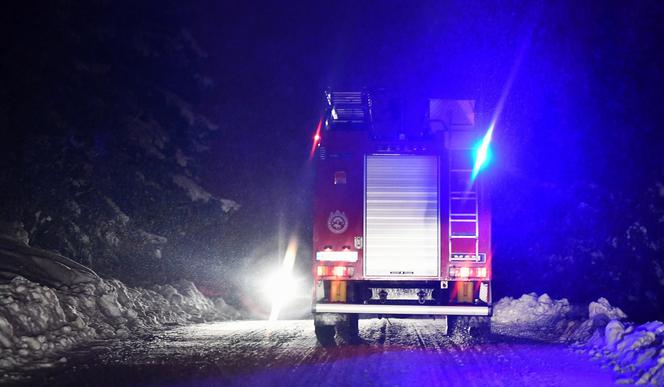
309;118;323;160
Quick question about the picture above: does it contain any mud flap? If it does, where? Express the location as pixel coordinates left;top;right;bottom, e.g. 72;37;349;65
447;315;491;338
336;314;360;343
314;312;343;346
314;313;360;345
314;312;347;327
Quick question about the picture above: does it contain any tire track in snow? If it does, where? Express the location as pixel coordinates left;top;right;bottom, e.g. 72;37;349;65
31;319;616;387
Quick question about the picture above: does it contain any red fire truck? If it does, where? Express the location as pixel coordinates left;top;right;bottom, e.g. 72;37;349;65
311;91;492;344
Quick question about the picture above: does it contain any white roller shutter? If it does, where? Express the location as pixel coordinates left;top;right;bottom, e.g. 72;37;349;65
364;155;440;277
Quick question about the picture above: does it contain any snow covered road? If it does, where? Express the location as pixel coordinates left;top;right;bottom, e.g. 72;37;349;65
26;319;616;386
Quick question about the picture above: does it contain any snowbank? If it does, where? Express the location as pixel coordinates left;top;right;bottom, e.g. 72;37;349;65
493;293;663;384
0;275;239;374
491;293;586;342
575;317;664;384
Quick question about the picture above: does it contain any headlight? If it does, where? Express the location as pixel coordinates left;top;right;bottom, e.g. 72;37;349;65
261;268;301;305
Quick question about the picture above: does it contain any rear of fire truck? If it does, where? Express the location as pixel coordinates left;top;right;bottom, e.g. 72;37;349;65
312;90;492;345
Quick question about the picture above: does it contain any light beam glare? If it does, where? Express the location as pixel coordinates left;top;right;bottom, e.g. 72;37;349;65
267;236;298;321
471;124;494;180
471;30;531;182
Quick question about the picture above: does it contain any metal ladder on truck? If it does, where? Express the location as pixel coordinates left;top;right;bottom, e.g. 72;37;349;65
448;150;481;262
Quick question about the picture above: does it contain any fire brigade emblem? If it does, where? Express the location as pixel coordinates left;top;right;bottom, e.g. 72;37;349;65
327;210;348;234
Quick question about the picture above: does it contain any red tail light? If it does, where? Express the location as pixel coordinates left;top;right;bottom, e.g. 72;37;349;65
316;265;353;278
449;266;487;278
332;266;347;277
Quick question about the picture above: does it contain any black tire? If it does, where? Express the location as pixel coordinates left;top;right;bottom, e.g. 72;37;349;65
447;316;491;338
315;325;336;346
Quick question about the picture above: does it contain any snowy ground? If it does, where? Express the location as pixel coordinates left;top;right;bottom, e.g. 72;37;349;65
20;319;616;386
3;274;664;385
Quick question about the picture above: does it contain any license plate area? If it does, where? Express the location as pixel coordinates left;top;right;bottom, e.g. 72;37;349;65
370;288;433;301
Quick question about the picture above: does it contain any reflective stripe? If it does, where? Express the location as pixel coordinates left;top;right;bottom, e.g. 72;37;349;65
315;251;358;262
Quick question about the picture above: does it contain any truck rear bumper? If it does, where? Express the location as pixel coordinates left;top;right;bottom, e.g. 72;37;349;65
314;303;490;316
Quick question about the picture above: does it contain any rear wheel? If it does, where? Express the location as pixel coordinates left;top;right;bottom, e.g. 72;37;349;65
314;325;336;346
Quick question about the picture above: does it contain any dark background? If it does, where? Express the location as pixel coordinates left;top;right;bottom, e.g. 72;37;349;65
2;1;664;320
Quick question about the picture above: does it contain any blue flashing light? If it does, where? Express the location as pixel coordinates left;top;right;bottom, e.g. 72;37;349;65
471;124;494;180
